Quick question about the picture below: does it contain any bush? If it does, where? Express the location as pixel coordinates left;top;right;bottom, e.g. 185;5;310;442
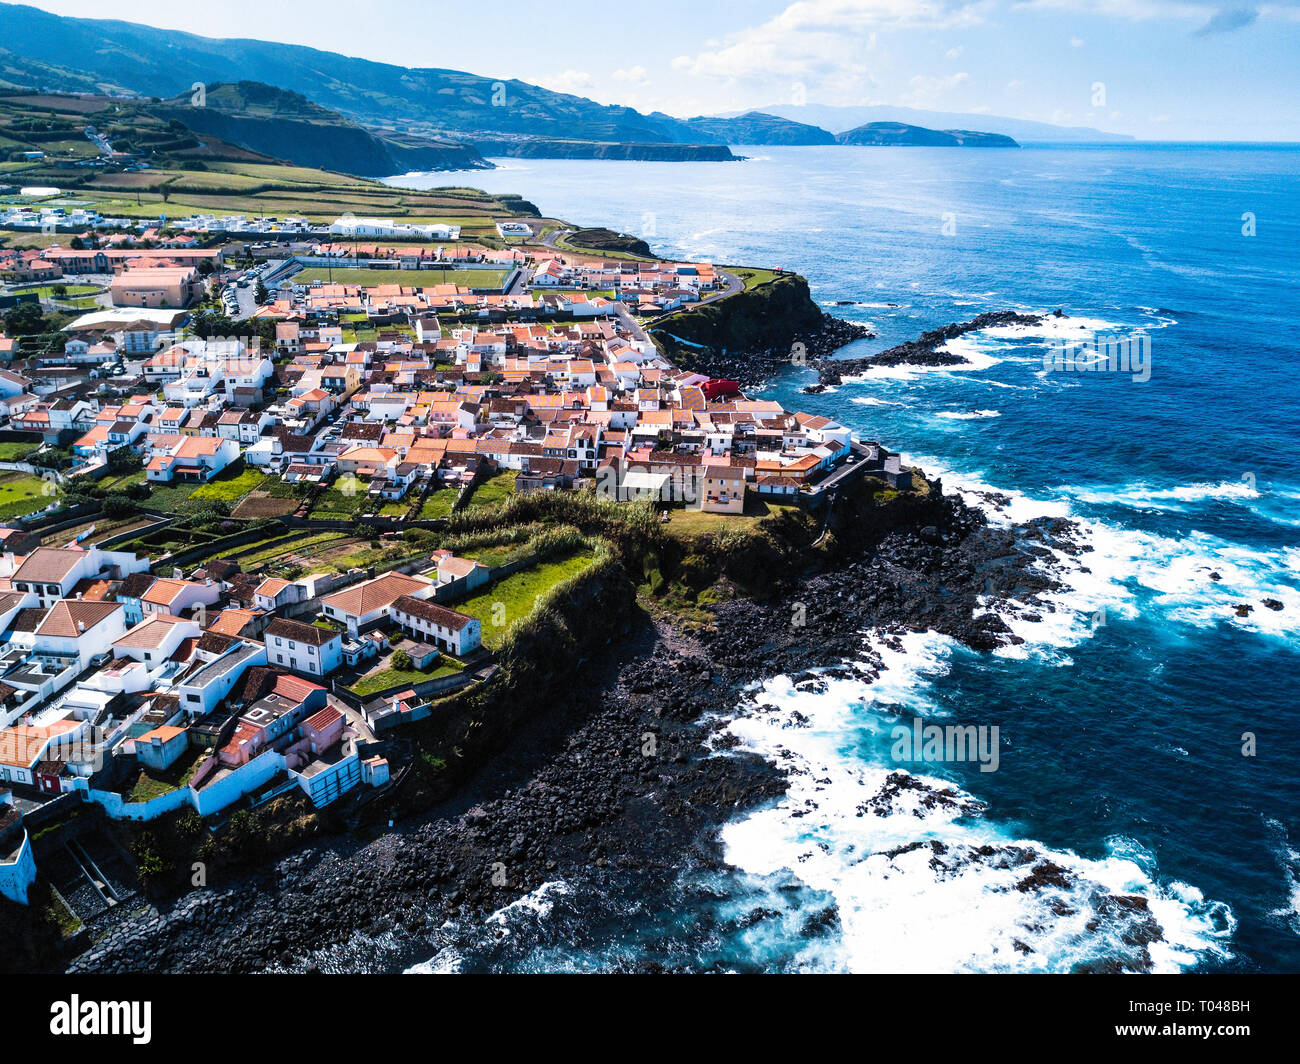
391;649;413;671
102;493;139;520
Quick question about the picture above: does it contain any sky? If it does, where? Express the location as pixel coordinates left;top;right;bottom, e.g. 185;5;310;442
22;0;1300;140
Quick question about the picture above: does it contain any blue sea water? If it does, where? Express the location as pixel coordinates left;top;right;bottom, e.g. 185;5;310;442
388;144;1300;973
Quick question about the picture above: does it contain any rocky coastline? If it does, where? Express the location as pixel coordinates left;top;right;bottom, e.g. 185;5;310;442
45;301;1176;976
807;310;1060;390
59;470;1142;975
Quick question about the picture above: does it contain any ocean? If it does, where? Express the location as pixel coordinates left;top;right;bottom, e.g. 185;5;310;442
387;143;1300;973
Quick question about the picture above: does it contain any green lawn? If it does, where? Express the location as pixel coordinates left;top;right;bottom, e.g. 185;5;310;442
293;266;506;289
416;489;457;520
0;441;37;461
10;283;99;298
662;499;799;537
348;656;464;697
189;463;268;504
463;470;515;512
95;467;148;492
126;745;203;803
0;471;56;521
308;485;368;519
453;550;595;648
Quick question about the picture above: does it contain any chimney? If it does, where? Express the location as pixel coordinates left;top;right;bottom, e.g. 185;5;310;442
78;621;85;632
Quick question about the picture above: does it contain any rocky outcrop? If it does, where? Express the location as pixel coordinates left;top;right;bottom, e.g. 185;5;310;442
837;122;1019;148
815;310;1058;386
651;274;872;388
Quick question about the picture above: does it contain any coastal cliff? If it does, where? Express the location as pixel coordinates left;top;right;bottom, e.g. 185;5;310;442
651;273;871;387
474;139;736;162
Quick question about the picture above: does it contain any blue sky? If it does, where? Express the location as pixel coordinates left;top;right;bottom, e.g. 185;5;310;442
26;0;1300;139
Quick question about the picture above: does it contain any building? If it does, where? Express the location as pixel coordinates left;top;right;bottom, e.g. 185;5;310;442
389;596;481;656
110;266;203;309
25;600;127;669
112;614;201;672
6;547;147;607
319;572;437;636
262;617;343;678
136;725;189;772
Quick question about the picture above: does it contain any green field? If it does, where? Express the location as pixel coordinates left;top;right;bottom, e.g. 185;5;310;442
0;442;38;461
453;550;595;649
8;283;100;298
348;656;464;697
0;472;56;521
293;266;506;289
188;463;268;504
416;489;458;520
463;470;515;512
308;485;368;519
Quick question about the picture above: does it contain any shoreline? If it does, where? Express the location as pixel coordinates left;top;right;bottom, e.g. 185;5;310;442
62;470;1115;974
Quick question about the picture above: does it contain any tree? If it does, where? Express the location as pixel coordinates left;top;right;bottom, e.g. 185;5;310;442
3;302;47;337
391;649;414;672
102;494;139;520
107;448;143;475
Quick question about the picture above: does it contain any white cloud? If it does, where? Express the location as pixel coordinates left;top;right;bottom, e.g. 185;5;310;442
946;44;965;57
901;70;971;106
612;66;651;86
1070;35;1086;45
673;0;988;102
539;69;595;95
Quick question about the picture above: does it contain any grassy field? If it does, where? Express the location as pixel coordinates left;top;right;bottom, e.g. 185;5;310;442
93;467;149;493
125;745;203;804
8;283;100;298
308;485;368;519
662;499;799;537
463;470;515;512
220;531;351;570
189;464;268;504
0;472;56;521
0;441;38;461
348;655;464;697
292;266;507;289
453;550;595;649
416;489;458;520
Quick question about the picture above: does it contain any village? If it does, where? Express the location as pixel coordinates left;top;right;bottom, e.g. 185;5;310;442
0;214;911;924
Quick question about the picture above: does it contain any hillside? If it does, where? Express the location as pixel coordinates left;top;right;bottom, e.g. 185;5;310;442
836;122;1019;147
749;102;1130;143
0;90;523;241
152;82;488;175
679;111;836;146
0;2;716;147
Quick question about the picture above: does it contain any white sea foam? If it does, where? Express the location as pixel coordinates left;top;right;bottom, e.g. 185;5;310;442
904;457;1300;644
934;409;1000;420
714;634;1234;973
1059;479;1263;512
850;396;908;408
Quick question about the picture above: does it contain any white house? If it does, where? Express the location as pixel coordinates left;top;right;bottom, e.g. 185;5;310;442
25;600;128;669
5;546;149;607
176;641;267;718
319;572;437;636
389;596;481;656
262;617;343;678
112;614;201;672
